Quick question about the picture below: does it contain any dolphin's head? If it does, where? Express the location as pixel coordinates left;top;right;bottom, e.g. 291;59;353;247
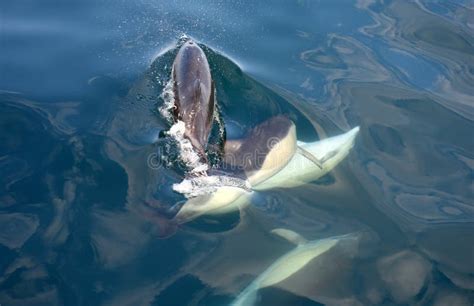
171;40;215;158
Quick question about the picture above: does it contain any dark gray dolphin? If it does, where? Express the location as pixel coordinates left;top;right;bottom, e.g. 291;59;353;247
172;40;215;160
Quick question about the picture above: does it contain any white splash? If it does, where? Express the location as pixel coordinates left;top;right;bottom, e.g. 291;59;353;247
173;175;251;198
158;78;175;122
159;75;209;174
166;120;209;174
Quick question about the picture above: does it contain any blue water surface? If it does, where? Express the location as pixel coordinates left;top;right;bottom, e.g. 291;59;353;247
1;1;473;305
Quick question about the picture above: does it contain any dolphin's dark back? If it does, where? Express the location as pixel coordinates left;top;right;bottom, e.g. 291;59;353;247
172;40;215;159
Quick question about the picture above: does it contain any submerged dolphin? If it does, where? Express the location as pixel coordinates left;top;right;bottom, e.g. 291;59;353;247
231;229;355;306
171;39;215;161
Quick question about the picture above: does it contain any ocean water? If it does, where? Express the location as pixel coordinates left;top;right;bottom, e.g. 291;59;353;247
1;1;473;305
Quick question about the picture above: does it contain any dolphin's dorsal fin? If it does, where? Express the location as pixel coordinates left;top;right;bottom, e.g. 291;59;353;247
271;228;308;245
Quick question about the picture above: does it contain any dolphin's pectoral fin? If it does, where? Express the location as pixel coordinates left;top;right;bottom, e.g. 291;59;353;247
168;201;185;217
320;150;338;164
297;145;323;169
297;145;341;169
271;228;308;245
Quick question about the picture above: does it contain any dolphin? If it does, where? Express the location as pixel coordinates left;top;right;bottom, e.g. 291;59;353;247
173;116;298;223
231;229;355;306
173;125;360;223
170;39;215;161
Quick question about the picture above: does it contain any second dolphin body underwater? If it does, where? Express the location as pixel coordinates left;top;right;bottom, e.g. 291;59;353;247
230;230;358;306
